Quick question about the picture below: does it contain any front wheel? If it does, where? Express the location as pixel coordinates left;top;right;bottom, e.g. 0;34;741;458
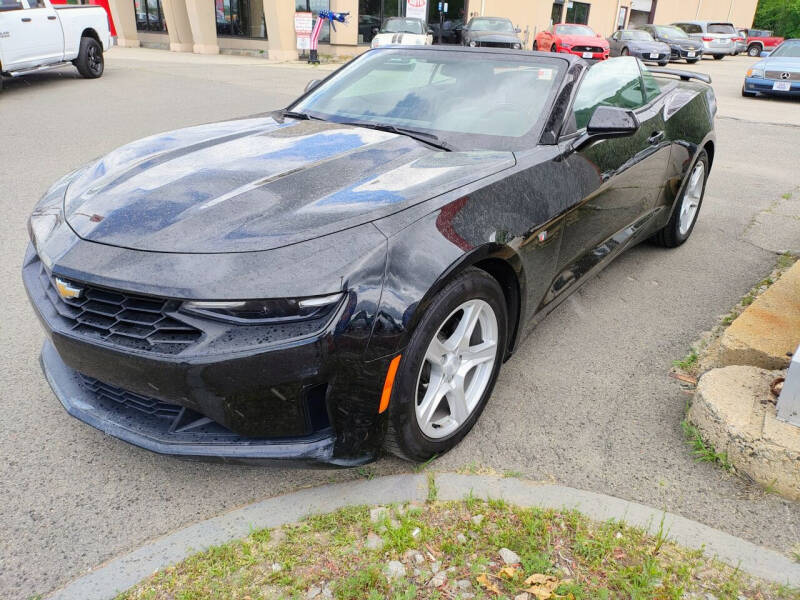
76;37;104;78
550;44;557;53
686;58;700;64
713;54;724;60
658;60;669;66
532;41;538;50
652;150;709;248
383;268;508;461
621;47;629;56
747;44;761;57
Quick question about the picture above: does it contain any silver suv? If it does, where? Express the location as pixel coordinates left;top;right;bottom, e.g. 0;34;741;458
671;21;738;59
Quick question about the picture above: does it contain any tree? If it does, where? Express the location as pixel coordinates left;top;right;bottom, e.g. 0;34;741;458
753;0;800;39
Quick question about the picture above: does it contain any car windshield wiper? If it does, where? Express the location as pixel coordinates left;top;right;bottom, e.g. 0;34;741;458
276;109;325;122
339;121;453;152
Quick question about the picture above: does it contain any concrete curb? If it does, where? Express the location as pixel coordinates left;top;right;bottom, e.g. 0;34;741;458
47;473;800;599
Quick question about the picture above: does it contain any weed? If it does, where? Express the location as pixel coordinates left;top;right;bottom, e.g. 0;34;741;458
412;454;437;473
777;251;796;269
681;420;732;470
426;472;438;502
673;349;699;371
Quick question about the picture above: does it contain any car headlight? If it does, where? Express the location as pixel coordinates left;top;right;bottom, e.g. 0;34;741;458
469;41;477;47
28;166;85;257
561;43;572;49
747;67;765;78
181;293;344;325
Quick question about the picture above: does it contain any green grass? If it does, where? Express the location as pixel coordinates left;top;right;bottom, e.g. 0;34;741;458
682;420;733;471
777;251;796;269
116;500;799;600
673;349;699;371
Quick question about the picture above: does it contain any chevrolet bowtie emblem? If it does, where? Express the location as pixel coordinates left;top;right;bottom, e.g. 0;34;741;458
54;277;83;300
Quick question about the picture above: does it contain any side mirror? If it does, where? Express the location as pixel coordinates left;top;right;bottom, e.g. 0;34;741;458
573;106;640;150
760;50;771;57
305;79;321;93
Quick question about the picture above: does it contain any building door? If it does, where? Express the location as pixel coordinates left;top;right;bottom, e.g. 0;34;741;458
565;1;590;25
360;0;403;43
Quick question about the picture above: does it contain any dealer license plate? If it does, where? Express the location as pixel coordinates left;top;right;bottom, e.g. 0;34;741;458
582;51;593;58
649;53;659;59
687;51;696;57
773;81;792;91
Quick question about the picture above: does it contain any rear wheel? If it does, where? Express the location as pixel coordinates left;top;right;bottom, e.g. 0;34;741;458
550;44;557;53
652;150;709;248
713;54;724;60
75;37;104;79
747;44;761;57
532;41;538;50
383;268;508;461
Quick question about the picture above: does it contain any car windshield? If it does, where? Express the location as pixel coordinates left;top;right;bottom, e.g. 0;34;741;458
708;23;736;34
622;30;653;41
469;18;514;32
654;26;688;39
381;18;425;35
290;50;566;150
770;41;800;58
556;24;595;36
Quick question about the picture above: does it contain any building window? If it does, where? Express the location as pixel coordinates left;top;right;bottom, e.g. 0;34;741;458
550;0;563;25
134;0;166;31
296;0;330;43
565;1;590;24
216;0;267;38
359;0;403;44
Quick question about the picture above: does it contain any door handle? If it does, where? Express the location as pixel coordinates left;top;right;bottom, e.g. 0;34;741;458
21;16;32;22
47;14;57;19
648;131;665;145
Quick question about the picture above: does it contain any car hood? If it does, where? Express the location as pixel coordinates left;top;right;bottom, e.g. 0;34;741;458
373;31;427;45
627;40;670;52
469;31;519;42
760;57;800;71
560;34;609;48
63;117;515;254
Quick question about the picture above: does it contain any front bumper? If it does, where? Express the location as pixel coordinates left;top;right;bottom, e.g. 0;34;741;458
669;46;702;60
631;49;669;63
560;47;608;60
23;244;392;464
744;77;800;96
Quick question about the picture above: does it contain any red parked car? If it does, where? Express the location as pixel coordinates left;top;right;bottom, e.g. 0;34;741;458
533;23;610;60
743;29;784;57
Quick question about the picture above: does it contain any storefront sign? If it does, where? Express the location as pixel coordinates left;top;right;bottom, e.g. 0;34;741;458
406;0;428;21
295;12;313;50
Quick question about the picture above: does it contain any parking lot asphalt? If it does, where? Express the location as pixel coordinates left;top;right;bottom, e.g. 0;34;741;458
1;49;798;600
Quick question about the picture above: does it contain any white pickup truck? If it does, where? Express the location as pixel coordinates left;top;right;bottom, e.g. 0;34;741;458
0;0;111;90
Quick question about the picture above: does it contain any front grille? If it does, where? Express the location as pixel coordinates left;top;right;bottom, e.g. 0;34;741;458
766;71;800;81
574;46;603;53
78;373;182;418
478;41;515;48
37;262;202;355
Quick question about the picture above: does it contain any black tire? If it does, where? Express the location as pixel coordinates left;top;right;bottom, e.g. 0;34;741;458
741;86;757;97
652;150;709;248
747;44;761;57
713;54;724;60
532;41;538;50
550;44;557;53
75;37;104;79
383;268;508;462
686;58;700;64
658;60;669;66
621;47;629;56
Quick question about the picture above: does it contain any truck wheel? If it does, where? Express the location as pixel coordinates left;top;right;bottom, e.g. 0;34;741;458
747;44;761;57
76;37;104;79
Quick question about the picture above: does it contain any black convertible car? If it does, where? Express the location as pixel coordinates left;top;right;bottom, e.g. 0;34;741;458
24;47;716;465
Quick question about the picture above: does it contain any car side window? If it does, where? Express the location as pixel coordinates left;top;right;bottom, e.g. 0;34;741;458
685;24;702;34
23;0;44;7
572;57;646;130
0;0;24;10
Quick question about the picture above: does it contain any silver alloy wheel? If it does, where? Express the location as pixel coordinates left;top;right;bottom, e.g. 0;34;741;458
415;299;498;439
678;160;705;235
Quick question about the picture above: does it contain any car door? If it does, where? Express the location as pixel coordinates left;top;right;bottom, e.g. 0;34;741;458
2;0;63;69
551;57;672;297
0;0;31;69
608;31;621;56
537;26;554;51
24;0;63;62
